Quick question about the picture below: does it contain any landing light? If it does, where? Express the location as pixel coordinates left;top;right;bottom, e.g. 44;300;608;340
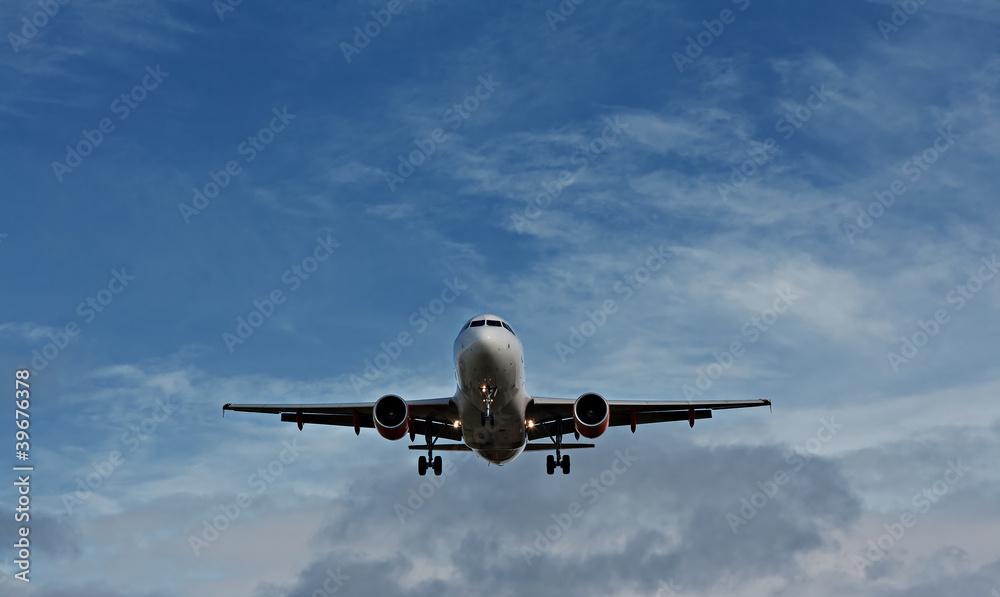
453;420;460;428
527;420;535;428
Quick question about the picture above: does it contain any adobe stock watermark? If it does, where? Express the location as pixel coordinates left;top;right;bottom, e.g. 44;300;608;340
28;268;136;374
340;0;416;63
51;65;169;182
555;245;668;362
726;416;842;534
511;116;629;232
350;277;467;393
394;420;507;524
654;579;683;597
844;126;959;244
681;285;799;399
876;0;930;42
851;459;970;574
222;234;339;354
7;0;71;54
717;83;833;201
886;254;997;373
212;0;245;21
178;106;296;223
543;0;588;31
59;395;176;516
671;0;751;73
384;75;500;191
394;457;463;524
441;75;502;131
311;567;350;597
520;449;639;565
188;439;306;556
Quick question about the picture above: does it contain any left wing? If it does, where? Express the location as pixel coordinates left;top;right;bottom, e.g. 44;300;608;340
525;396;770;441
223;397;462;441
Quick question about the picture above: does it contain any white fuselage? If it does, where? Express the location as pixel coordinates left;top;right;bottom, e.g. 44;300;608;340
452;316;529;464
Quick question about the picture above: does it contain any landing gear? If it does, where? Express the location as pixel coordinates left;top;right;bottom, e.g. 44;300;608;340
480;385;497;426
546;453;570;475
544;420;571;475
418;453;444;476
417;418;445;476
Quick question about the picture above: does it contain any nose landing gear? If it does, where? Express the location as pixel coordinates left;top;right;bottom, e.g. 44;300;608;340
480;385;497;427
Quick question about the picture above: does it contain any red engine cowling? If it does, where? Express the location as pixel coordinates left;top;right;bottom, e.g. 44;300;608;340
373;394;408;440
573;393;609;439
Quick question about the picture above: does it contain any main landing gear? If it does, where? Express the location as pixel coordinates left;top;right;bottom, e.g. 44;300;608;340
547;454;570;475
418;417;443;476
418;455;442;476
545;419;571;475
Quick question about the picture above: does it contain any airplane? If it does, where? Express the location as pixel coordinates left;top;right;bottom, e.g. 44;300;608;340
223;314;771;476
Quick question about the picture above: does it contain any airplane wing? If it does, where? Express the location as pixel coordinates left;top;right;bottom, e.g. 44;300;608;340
524;396;770;441
223;397;462;442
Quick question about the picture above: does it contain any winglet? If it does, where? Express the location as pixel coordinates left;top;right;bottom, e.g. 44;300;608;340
764;398;772;413
223;403;230;418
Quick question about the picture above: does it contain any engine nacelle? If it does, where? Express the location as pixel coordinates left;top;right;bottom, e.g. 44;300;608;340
373;394;408;440
573;393;609;439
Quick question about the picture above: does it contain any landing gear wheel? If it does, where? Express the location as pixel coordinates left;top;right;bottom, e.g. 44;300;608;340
546;454;556;475
561;454;571;474
418;456;428;476
489;413;496;426
481;412;487;426
433;456;443;476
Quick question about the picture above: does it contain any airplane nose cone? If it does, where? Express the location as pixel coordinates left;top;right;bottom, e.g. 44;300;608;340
457;326;501;353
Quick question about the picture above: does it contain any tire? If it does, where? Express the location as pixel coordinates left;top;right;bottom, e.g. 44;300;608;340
546;455;555;475
418;456;427;476
433;456;443;476
561;455;571;475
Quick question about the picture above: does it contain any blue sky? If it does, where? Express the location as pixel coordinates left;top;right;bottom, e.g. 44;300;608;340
2;0;1000;595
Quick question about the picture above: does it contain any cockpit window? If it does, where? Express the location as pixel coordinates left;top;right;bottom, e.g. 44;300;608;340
469;320;485;327
486;320;502;327
501;322;515;335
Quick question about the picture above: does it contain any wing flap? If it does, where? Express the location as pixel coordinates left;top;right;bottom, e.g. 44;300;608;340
279;412;374;428
522;442;595;451
406;443;471;451
610;409;712;427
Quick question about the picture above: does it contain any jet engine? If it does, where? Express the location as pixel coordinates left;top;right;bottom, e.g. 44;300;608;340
573;393;609;439
373;394;408;440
